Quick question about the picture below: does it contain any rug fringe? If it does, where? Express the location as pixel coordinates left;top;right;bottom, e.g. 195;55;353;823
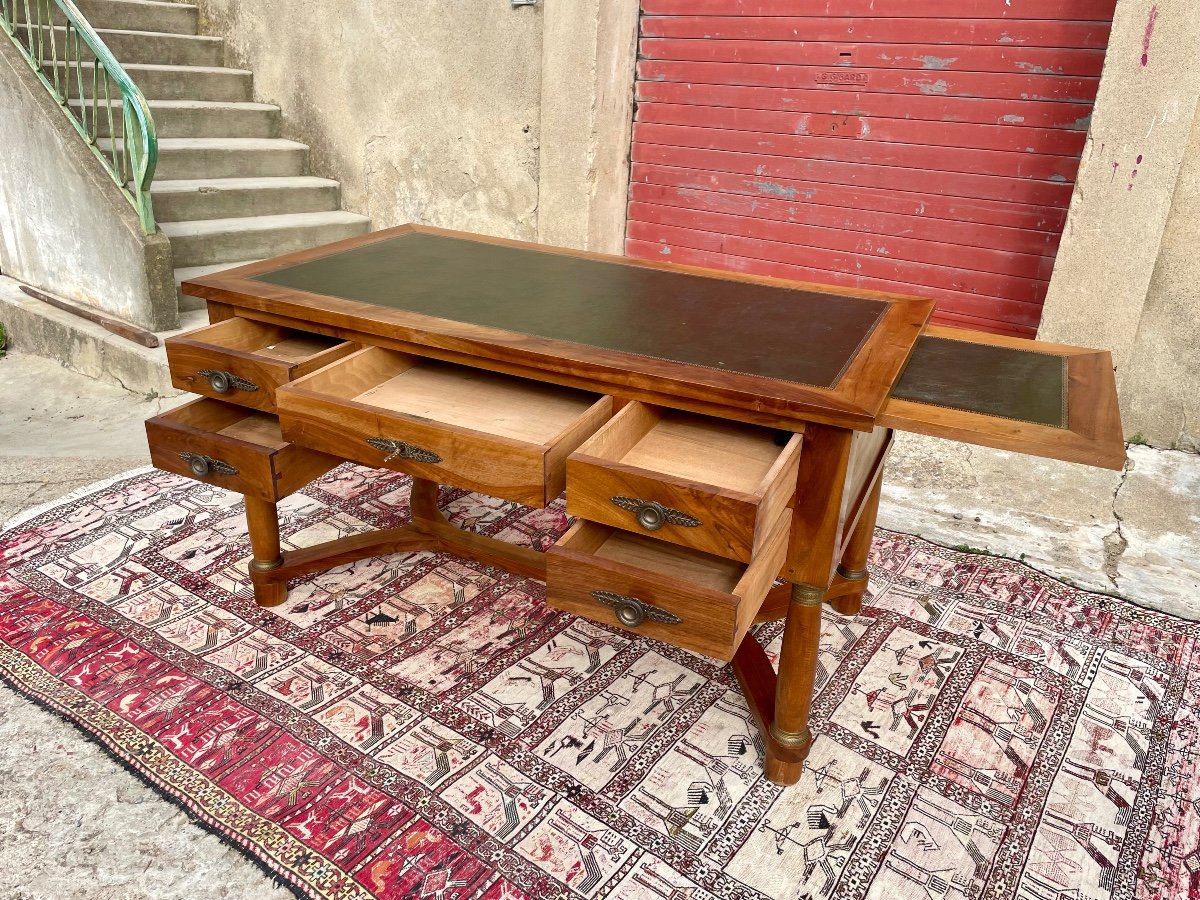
0;659;308;900
1;465;159;533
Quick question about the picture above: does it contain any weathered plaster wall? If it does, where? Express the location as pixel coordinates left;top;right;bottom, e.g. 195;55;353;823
192;0;543;240
0;39;176;331
1119;110;1200;451
538;0;639;252
1040;0;1200;447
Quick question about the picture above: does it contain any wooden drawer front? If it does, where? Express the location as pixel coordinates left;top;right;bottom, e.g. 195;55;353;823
166;316;356;412
275;347;612;508
546;508;789;661
566;402;802;563
145;398;340;501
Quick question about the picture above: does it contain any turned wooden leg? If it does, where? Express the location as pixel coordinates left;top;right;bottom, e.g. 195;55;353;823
245;496;287;607
409;477;441;522
831;474;883;616
765;583;824;785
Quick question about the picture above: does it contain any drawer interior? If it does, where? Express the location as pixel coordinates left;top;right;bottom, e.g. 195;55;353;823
300;347;605;445
256;332;344;363
163;398;287;449
190;316;344;360
216;414;287;448
564;520;749;593
579;402;798;494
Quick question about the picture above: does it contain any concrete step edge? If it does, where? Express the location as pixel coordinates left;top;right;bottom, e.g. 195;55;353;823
33;24;218;42
175;260;266;284
79;0;199;11
151;176;339;193
97;138;308;152
65;0;199;35
69;99;278;112
36;25;219;41
43;61;249;76
155;138;308;150
160;211;371;238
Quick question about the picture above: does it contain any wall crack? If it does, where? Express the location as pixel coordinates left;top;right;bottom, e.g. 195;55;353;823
1101;452;1134;590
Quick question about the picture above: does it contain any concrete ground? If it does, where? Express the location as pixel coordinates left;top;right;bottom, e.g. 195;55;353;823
0;353;294;900
881;432;1200;620
0;350;1197;898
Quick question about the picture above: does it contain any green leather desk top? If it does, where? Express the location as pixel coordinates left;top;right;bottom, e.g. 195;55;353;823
251;231;887;390
892;335;1068;428
183;226;1122;464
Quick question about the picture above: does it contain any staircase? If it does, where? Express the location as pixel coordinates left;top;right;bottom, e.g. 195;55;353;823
57;0;370;312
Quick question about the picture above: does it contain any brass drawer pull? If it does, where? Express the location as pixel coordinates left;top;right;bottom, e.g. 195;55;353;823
179;451;238;478
367;437;442;465
592;590;681;628
198;369;258;394
611;496;701;531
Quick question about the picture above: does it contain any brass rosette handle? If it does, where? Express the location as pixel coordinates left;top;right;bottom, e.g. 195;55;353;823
591;590;682;628
179;451;238;478
367;437;442;465
610;496;701;532
197;369;258;394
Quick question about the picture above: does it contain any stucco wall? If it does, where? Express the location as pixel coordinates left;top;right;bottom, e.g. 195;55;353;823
1118;110;1200;451
538;0;638;252
1039;0;1200;448
184;1;1200;450
193;0;543;240
0;38;176;331
191;0;637;252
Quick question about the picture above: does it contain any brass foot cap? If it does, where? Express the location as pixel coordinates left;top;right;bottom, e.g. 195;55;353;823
836;565;869;581
769;722;812;749
249;556;284;573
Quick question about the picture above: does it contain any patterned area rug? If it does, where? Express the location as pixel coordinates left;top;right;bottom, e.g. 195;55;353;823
1;465;1195;900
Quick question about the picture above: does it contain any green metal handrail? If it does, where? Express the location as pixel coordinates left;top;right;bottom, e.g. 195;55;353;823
1;0;157;232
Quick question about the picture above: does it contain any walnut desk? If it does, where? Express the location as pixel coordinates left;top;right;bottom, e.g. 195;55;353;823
146;224;1125;786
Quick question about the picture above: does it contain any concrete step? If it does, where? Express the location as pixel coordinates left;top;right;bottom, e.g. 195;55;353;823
174;260;263;311
0;275;201;397
161;211;371;267
34;26;223;66
99;137;308;180
43;62;251;101
72;99;280;139
152;176;340;222
54;0;199;35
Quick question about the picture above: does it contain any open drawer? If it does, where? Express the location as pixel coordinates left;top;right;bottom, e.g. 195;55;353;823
145;398;340;501
275;346;613;507
880;326;1125;470
546;506;789;661
567;402;802;562
166;316;357;412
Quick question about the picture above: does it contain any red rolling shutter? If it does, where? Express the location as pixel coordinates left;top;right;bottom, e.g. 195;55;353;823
626;0;1115;337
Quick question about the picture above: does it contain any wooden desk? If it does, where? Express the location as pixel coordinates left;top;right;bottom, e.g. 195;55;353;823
147;224;1124;786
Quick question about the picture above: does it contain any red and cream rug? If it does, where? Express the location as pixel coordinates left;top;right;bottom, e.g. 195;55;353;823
0;465;1195;900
